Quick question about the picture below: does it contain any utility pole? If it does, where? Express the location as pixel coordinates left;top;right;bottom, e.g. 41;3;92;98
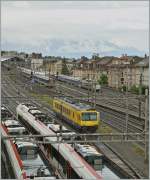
139;68;143;118
91;73;94;108
125;64;129;135
87;73;90;102
93;74;97;108
48;65;51;87
144;88;149;163
45;63;47;77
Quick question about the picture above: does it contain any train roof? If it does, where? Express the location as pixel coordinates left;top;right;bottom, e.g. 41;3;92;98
59;74;80;81
22;103;37;109
47;124;76;135
1;105;7;110
75;144;103;157
15;141;37;148
29;109;42;114
47;124;68;131
55;97;95;111
4;120;23;127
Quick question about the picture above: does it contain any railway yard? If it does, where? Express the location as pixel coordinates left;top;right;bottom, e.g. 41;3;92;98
1;63;149;179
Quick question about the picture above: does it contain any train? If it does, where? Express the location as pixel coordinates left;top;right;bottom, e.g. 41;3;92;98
16;103;102;179
1;105;13;120
1;124;26;179
18;67;55;87
47;123;76;141
2;119;27;135
18;67;101;91
74;144;104;171
14;140;56;178
56;74;101;91
53;97;100;132
1;106;56;179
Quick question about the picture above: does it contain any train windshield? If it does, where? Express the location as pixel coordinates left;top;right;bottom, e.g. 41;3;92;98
82;112;97;121
85;156;103;170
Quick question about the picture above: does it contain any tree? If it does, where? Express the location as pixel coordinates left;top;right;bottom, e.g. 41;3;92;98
61;60;70;75
98;74;108;85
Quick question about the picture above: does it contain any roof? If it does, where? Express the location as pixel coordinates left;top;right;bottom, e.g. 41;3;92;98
4;120;21;126
16;141;37;148
75;144;103;157
1;56;16;62
135;57;149;67
56;97;94;111
96;57;114;65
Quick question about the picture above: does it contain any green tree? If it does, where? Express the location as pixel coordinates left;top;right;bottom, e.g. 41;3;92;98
130;85;139;94
130;85;149;95
98;74;108;85
61;60;70;75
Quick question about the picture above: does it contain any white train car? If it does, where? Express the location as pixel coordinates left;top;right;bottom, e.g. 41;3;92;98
47;123;76;141
14;140;56;179
16;103;102;179
3;119;27;135
1;105;13;121
1;124;26;179
74;144;104;171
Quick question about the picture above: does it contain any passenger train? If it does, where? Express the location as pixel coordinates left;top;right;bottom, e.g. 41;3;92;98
74;144;104;171
1;105;13;120
18;67;101;91
53;97;100;132
1;124;26;179
56;74;101;91
47;123;76;141
18;67;54;87
16;103;102;179
1;106;56;179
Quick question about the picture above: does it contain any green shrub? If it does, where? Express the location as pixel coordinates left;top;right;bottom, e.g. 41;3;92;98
98;74;108;85
130;85;139;94
131;85;149;95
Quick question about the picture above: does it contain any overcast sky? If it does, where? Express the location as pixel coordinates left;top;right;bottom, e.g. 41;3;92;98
2;1;149;57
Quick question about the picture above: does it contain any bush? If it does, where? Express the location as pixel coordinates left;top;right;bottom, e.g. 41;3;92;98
98;74;108;85
121;85;127;92
131;85;149;95
141;85;149;95
130;85;139;94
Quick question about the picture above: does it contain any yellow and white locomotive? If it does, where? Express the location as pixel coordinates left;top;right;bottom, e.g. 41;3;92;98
53;97;100;132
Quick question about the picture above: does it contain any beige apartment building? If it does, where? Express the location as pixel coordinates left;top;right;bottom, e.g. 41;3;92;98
72;55;149;89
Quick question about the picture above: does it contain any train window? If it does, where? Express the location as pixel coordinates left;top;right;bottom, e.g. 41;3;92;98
82;112;97;121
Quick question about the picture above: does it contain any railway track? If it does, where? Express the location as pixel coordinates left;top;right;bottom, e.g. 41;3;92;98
2;70;146;138
56;81;145;115
2;70;147;179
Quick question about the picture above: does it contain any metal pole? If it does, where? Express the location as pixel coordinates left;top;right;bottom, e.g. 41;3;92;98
49;65;50;87
88;73;90;102
144;88;149;163
139;68;143;118
94;74;96;108
125;65;129;135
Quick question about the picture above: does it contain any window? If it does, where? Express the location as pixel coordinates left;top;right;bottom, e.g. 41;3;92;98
82;112;97;121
